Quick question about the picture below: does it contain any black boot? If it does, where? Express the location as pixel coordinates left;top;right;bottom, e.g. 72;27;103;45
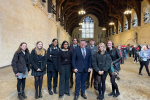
39;92;42;98
148;73;150;76
18;93;24;100
108;92;115;96
35;92;38;99
65;93;71;96
22;92;27;99
139;73;143;75
49;90;53;95
113;92;120;97
53;88;57;94
117;77;120;80
97;95;101;99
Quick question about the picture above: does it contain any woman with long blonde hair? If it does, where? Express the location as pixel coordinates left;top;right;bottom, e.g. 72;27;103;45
92;43;112;100
30;41;46;99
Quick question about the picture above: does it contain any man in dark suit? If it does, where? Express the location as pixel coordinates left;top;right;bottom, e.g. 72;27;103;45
72;40;92;100
69;38;79;88
86;39;98;90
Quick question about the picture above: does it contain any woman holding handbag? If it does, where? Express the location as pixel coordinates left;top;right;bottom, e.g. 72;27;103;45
92;43;112;100
12;42;30;100
107;41;121;97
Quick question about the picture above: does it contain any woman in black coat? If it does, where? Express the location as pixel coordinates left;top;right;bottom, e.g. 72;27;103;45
11;42;30;100
92;43;112;100
30;41;46;99
58;41;72;98
107;41;121;97
47;39;60;95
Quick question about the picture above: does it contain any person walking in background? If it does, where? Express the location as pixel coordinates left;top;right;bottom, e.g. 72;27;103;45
47;39;60;95
117;45;124;80
92;43;111;100
139;45;150;76
132;45;135;58
134;45;139;63
123;45;127;59
58;41;72;98
128;45;132;57
30;41;46;99
86;39;98;90
138;45;142;51
12;42;30;100
69;38;79;88
73;40;92;100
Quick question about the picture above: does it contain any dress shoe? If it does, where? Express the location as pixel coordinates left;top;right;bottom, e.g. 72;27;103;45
22;92;27;99
18;93;24;100
113;92;120;97
49;90;53;95
39;92;42;98
59;95;63;98
74;96;79;100
108;92;115;96
81;94;87;99
65;93;71;96
35;93;38;99
139;73;143;75
97;95;101;99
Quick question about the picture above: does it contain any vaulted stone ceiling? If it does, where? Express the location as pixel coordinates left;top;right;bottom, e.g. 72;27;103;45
54;0;143;35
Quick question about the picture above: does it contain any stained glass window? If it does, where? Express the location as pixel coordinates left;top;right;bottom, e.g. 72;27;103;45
82;16;94;38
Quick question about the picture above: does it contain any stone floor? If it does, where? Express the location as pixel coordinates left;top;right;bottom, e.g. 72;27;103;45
1;57;150;100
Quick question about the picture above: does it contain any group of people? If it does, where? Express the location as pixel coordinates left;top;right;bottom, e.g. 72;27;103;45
12;38;124;100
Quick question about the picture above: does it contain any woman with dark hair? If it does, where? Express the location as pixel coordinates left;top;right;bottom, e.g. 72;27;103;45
47;39;60;95
92;43;111;100
107;40;121;97
30;41;46;99
58;41;72;98
12;42;30;100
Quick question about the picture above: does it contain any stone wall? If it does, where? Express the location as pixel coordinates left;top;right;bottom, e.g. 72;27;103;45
107;0;150;46
0;0;71;67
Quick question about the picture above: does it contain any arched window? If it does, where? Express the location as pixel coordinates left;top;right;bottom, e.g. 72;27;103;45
124;19;128;31
144;5;150;24
119;25;122;33
82;16;94;38
114;27;116;34
132;13;137;28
